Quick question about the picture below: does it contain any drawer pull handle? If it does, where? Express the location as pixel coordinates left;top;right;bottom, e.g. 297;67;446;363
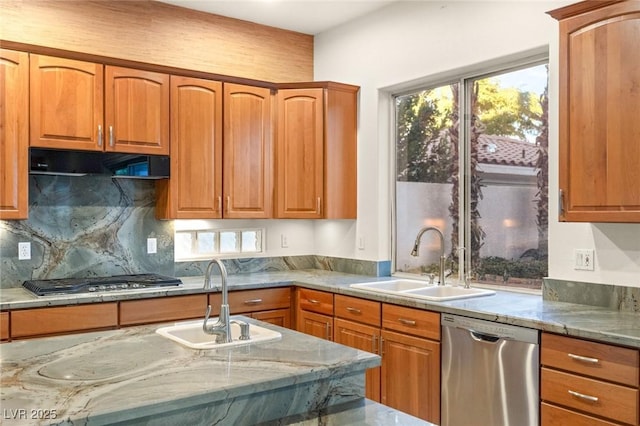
398;318;416;326
307;299;320;304
244;299;263;305
568;390;599;403
346;307;362;314
568;353;599;364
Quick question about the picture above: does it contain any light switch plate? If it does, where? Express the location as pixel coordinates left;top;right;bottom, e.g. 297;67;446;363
574;249;594;271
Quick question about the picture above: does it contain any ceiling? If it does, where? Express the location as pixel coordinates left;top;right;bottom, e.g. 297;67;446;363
158;0;397;35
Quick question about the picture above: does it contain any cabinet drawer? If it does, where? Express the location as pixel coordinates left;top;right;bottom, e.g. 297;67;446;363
541;368;638;425
120;295;207;326
382;304;440;341
542;333;639;387
297;288;334;315
335;295;380;327
1;312;9;340
227;288;291;314
252;308;291;329
11;303;118;338
541;402;621;426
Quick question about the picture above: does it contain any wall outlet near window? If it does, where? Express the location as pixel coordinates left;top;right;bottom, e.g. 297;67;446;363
18;242;31;260
147;238;157;254
574;249;594;271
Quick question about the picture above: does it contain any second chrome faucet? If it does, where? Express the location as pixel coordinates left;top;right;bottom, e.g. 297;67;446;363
410;226;447;286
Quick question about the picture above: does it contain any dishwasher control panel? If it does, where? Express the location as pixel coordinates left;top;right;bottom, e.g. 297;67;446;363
441;313;539;344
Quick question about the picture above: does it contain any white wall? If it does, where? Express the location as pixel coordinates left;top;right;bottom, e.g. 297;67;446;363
313;1;640;287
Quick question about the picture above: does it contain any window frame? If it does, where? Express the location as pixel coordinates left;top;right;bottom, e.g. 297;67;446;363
390;51;549;291
174;227;265;261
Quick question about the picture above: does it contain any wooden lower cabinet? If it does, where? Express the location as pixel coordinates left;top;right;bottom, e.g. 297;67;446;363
541;402;622;426
1;312;10;340
251;309;290;328
297;310;333;340
295;287;334;340
541;332;640;426
10;303;118;338
334;317;380;401
120;294;207;326
209;287;292;328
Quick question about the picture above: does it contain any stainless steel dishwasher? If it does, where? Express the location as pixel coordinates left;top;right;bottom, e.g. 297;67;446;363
441;313;539;426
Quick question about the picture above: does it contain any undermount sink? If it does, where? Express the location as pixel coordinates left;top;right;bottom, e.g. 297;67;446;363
350;279;495;301
156;319;281;350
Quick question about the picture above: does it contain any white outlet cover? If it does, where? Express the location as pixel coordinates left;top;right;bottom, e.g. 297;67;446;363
18;242;31;260
147;238;157;254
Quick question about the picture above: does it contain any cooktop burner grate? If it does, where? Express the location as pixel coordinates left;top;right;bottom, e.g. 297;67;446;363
23;273;183;296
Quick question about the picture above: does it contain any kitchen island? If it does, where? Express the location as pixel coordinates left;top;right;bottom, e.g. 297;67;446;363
0;316;428;425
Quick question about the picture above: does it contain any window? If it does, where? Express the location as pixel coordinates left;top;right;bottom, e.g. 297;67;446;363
175;228;264;261
394;60;548;291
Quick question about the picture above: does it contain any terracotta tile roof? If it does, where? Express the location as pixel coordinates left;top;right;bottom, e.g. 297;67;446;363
477;134;538;167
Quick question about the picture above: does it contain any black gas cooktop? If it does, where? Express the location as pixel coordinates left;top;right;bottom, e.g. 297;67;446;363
23;274;183;296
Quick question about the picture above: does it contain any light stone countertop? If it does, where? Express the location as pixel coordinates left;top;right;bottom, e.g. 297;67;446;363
0;316;386;426
2;269;640;348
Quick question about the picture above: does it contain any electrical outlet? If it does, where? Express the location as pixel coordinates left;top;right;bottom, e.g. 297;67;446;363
147;238;157;254
18;242;31;260
574;249;595;271
280;234;289;248
358;237;365;250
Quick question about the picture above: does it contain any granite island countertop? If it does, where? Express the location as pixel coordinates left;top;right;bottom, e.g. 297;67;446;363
0;316;396;425
2;269;639;349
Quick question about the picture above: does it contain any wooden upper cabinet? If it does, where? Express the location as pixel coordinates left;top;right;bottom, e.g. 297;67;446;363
0;49;29;220
223;83;274;218
105;66;170;155
275;83;358;219
30;54;104;151
156;76;222;219
276;88;324;218
549;1;640;222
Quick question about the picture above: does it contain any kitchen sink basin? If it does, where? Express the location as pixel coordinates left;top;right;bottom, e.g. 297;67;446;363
402;285;495;301
156;319;281;350
350;279;429;293
350;280;495;301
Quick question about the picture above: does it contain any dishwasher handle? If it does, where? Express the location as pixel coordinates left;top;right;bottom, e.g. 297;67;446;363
470;330;501;343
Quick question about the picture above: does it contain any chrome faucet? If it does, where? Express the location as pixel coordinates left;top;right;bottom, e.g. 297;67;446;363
202;258;232;343
410;226;447;286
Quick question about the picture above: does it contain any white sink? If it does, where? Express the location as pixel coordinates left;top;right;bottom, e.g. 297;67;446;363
350;280;495;301
156;319;281;350
402;285;495;301
350;279;430;293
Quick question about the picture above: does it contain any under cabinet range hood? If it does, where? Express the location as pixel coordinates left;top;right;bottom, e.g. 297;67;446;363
29;148;170;179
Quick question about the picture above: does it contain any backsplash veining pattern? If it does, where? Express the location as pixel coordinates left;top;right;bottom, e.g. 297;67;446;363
0;176;174;288
543;278;640;313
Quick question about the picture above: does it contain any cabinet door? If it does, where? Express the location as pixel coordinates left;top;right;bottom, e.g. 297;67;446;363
275;88;324;218
0;312;9;341
224;83;273;218
297;310;333;341
555;2;640;222
30;54;103;151
156;76;222;219
0;49;29;219
381;329;440;424
334;318;381;402
252;309;291;328
105;66;169;155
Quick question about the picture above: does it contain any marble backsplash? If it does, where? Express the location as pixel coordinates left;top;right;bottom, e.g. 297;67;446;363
543;278;640;313
0;175;389;289
0;175;175;288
